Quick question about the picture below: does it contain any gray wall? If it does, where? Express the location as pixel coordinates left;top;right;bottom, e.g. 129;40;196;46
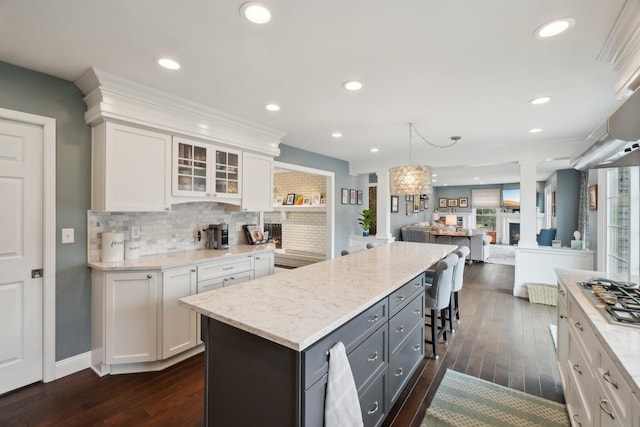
0;61;92;361
276;144;367;257
555;169;581;246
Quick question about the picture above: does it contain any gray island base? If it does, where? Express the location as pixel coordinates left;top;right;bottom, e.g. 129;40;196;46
181;241;456;426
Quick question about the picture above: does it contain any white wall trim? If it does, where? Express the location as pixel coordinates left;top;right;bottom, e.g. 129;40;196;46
0;108;56;383
55;351;91;379
74;68;285;157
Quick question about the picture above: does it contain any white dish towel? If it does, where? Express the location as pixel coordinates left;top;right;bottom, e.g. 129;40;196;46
324;341;364;427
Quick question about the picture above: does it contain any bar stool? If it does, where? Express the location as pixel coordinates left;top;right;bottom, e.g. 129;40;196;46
341;246;366;256
448;246;470;333
366;241;385;249
424;253;458;359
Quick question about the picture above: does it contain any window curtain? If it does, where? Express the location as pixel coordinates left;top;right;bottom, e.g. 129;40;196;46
577;171;589;248
471;188;501;207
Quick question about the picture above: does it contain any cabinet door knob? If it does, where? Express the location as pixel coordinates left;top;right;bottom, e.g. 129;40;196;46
191;269;196;273
396;326;404;334
574;322;584;331
147;274;153;279
559;314;566;319
396;295;404;302
367;352;379;363
572;364;582;375
394;367;404;377
412;344;421;352
367;401;379;415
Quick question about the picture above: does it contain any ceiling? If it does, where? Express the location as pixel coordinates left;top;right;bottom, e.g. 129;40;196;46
0;0;629;186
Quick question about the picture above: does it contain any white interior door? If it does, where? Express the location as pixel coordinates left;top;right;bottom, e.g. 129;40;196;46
0;117;44;394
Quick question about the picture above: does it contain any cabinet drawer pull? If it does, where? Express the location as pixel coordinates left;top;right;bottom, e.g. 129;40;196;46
223;266;234;271
572;364;582;375
559;289;566;296
396;295;404;302
367;401;379;415
412;344;421;352
602;370;619;389
394;368;404;377
413;283;422;288
413;309;421;316
368;315;379;324
574;322;584;331
559;314;566;319
572;413;582;427
396;326;404;334
599;399;615;420
146;274;153;279
367;352;379;363
191;269;196;273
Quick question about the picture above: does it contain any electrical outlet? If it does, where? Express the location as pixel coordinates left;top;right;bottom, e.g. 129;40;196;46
131;225;141;239
61;228;74;244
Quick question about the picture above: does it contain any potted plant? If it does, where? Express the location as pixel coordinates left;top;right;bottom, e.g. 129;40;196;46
358;209;375;237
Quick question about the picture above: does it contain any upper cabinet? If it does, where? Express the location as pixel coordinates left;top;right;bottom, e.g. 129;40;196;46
172;137;241;201
241;152;273;212
92;121;171;212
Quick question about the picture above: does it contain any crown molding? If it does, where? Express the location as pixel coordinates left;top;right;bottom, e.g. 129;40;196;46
74;68;284;156
599;0;640;97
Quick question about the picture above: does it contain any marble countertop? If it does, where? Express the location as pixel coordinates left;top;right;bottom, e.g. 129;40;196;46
180;241;456;351
555;268;640;395
88;244;275;271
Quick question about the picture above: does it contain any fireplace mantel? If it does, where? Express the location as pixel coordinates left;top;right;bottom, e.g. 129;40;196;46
496;212;544;245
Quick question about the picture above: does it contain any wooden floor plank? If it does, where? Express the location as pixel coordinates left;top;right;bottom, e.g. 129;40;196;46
0;261;564;427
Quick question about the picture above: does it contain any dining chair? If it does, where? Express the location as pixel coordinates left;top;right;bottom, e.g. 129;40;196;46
424;253;458;359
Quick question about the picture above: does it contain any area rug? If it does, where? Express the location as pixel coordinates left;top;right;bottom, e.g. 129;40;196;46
485;244;515;266
549;324;558;351
421;369;569;427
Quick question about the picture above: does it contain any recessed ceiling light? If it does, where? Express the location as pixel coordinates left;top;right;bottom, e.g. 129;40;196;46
473;177;479;180
156;58;181;70
529;128;543;133
331;132;342;138
534;18;575;39
265;103;280;112
342;80;363;91
432;173;437;177
443;184;448;187
240;2;271;24
370;148;379;153
530;96;551;105
432;179;437;183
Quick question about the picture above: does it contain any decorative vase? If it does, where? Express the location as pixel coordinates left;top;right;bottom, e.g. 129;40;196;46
362;230;369;237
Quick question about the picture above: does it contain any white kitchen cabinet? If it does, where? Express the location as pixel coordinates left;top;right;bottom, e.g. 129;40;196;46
162;266;198;359
91;121;171;211
172;137;242;202
102;271;159;365
242;152;273;212
254;250;274;278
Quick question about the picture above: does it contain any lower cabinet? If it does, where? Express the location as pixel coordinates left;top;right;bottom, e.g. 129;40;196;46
162;266;198;359
92;270;159;368
255;251;274;278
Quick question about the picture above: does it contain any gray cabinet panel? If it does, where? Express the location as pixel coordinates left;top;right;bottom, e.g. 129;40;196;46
349;324;387;394
389;294;423;353
389;321;424;404
303;299;387;388
389;274;424;316
303;374;327;427
360;369;387;427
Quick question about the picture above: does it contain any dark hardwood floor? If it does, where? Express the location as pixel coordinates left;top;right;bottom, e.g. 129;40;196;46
0;262;563;427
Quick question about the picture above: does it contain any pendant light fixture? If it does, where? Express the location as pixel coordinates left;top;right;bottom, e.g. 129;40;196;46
389;123;433;195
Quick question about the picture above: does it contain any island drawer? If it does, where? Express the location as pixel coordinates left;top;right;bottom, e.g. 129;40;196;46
303;298;387;388
197;255;254;281
389;321;424;404
349;324;387;394
359;369;387;427
389;274;424;316
389;293;424;353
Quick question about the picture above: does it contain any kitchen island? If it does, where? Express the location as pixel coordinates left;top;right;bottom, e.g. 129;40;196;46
180;241;455;427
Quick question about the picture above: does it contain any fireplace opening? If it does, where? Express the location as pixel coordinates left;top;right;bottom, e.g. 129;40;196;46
509;223;520;245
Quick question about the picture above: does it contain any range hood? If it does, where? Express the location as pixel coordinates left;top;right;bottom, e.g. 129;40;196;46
571;88;640;170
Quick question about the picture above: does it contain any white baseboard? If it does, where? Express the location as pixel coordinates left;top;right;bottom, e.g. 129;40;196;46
54;351;91;380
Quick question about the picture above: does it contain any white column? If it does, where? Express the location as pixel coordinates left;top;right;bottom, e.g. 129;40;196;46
519;160;538;248
375;170;393;240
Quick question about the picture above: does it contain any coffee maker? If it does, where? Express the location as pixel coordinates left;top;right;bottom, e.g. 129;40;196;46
204;223;229;249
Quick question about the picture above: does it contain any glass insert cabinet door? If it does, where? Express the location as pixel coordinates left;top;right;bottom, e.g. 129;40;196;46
174;139;210;196
214;149;240;196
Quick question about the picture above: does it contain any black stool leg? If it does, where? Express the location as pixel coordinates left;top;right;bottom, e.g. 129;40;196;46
431;309;438;359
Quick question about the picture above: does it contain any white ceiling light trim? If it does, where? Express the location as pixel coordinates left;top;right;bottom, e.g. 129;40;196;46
156;58;181;70
534;18;575;39
370;147;379;153
529;128;543;133
240;2;271;24
265;103;280;111
331;132;342;138
342;80;363;91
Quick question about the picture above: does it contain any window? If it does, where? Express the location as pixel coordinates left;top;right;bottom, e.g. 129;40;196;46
605;167;639;282
476;208;497;230
472;188;500;231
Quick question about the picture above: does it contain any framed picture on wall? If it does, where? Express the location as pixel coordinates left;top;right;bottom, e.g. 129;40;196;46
341;188;348;204
448;198;458;207
406;202;412;215
285;193;295;205
350;189;357;204
391;195;399;213
357;190;363;205
439;198;447;208
419;199;425;211
459;197;468;208
413;197;420;213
